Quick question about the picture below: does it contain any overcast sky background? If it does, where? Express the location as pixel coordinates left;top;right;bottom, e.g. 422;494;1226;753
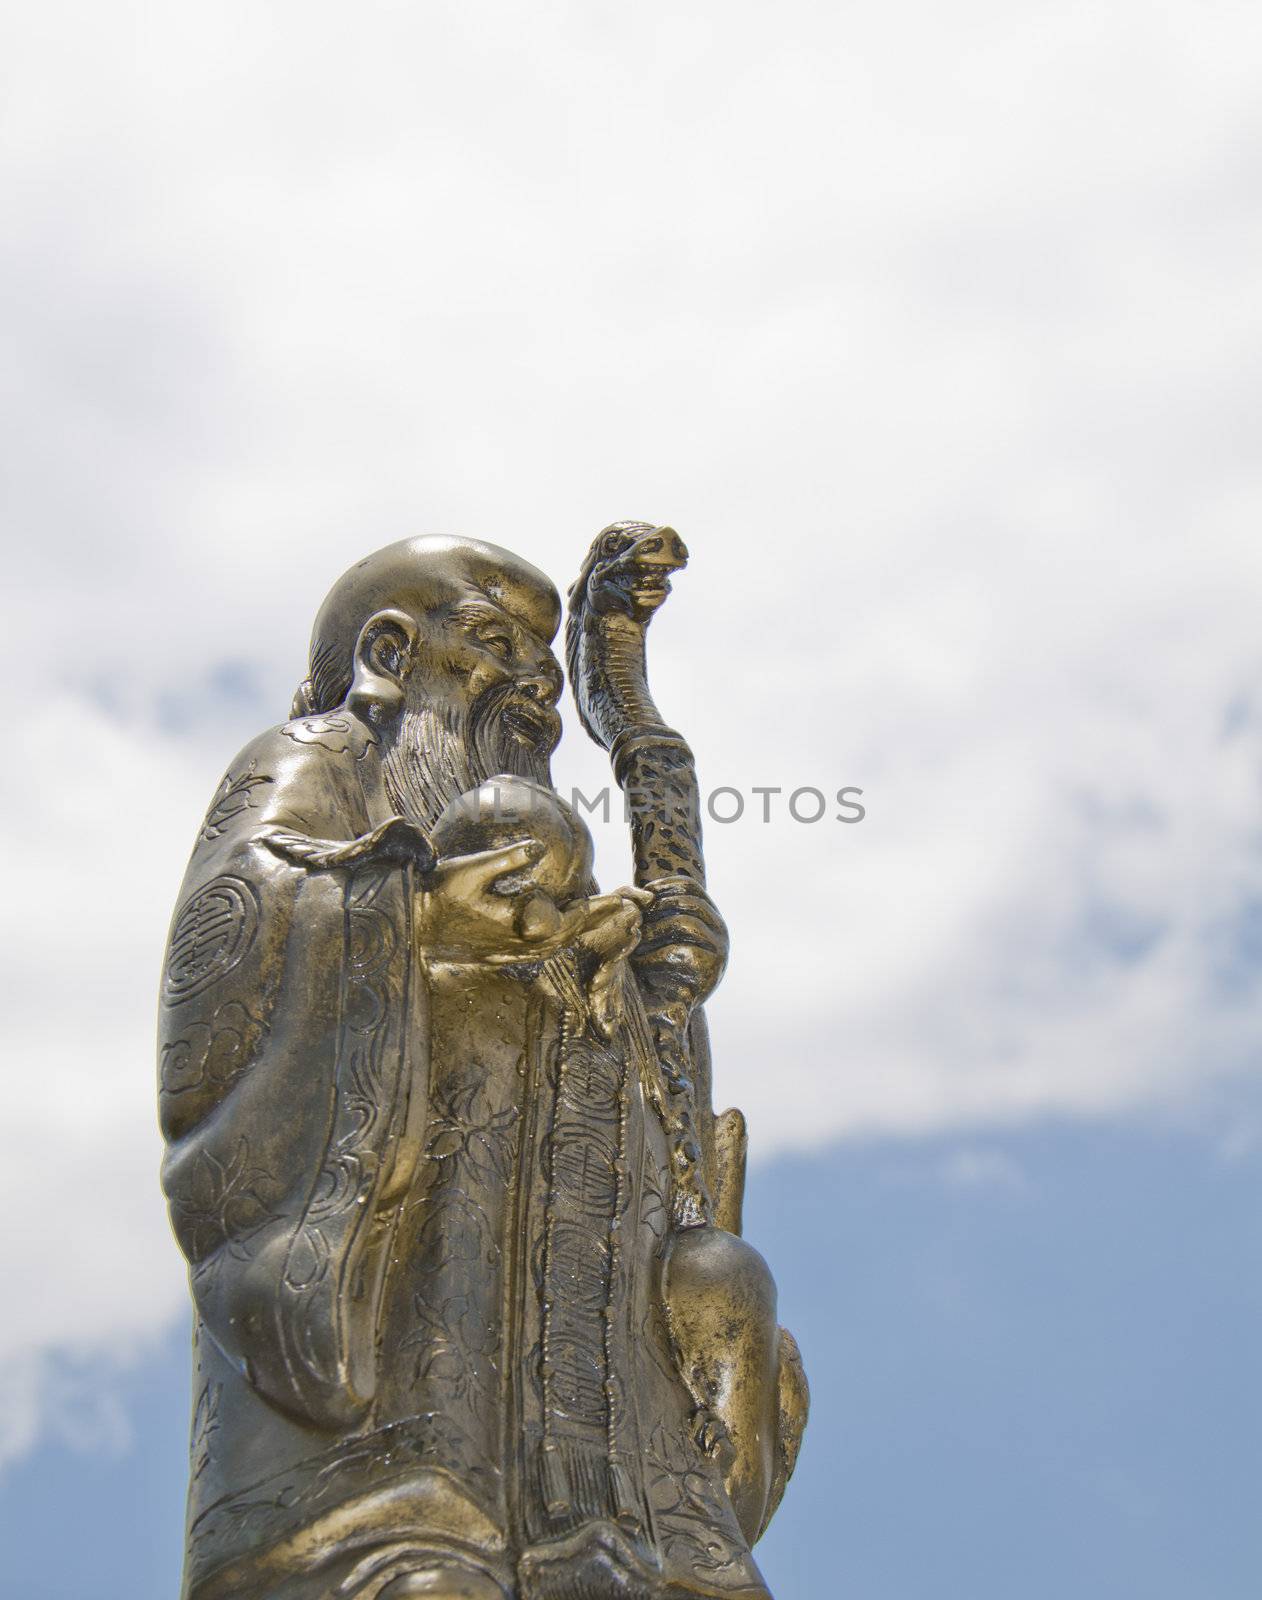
2;2;1260;1595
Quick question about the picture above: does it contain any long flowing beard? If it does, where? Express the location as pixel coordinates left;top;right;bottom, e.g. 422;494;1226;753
382;688;555;830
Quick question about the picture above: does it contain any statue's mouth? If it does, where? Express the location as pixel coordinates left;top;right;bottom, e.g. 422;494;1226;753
617;528;687;613
502;696;562;751
608;558;684;614
628;567;673;608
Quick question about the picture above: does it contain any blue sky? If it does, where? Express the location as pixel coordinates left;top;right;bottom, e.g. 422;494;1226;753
2;2;1261;1596
4;1124;1260;1599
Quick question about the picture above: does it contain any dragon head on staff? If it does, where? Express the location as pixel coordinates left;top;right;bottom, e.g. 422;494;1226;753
567;520;689;623
566;521;690;749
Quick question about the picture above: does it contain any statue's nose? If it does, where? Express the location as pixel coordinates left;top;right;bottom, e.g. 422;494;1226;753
518;661;563;707
632;527;688;568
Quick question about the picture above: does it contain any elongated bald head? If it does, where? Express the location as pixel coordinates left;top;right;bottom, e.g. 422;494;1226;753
301;536;561;714
294;536;566;828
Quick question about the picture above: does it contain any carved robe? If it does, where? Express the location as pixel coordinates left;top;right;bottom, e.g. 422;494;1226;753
159;708;771;1600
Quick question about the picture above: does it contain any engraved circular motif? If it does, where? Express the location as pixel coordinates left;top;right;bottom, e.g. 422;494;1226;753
164;876;259;1003
347;905;395;977
549;1221;612;1311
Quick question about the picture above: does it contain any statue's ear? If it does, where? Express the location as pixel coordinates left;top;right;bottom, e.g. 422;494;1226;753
290;678;318;719
348;608;418;726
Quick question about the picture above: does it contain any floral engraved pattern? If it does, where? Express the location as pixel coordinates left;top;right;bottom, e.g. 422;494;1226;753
399;1074;521;1426
190;1380;221;1481
643;1419;744;1579
639;1151;669;1245
161;1000;268;1096
186;1413;495;1576
281;714;372;755
172;1139;281;1271
199;761;272;843
424;1077;521;1187
401;1218;502;1422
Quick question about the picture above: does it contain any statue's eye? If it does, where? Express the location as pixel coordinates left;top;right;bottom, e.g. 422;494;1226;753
479;630;513;661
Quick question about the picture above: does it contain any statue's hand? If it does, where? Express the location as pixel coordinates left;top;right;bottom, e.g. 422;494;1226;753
632;875;729;1010
418;841;648;968
574;885;654;1036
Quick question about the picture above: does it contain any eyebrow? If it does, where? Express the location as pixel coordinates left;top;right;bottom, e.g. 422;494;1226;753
453;593;556;649
450;600;512;630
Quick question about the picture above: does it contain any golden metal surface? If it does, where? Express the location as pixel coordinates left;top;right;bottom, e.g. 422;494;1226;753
159;531;807;1600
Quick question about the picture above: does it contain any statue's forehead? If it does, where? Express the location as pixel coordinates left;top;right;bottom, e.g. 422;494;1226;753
309;537;561;687
454;572;559;644
402;537;560;642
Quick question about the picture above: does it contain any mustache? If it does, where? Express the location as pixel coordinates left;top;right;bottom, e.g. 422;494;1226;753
473;682;562;759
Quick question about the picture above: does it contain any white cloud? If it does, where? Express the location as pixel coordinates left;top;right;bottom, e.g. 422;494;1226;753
0;698;199;1464
2;0;1261;1461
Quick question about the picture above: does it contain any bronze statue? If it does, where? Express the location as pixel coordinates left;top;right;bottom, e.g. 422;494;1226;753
159;530;807;1600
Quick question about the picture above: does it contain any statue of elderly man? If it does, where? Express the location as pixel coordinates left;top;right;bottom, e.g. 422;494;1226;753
159;535;806;1600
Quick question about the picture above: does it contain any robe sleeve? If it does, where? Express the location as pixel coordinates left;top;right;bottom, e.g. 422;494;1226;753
158;713;427;1430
